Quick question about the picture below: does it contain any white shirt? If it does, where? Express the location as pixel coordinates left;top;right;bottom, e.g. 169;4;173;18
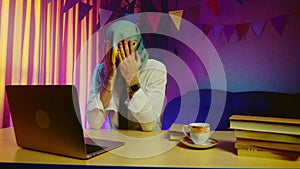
86;59;167;131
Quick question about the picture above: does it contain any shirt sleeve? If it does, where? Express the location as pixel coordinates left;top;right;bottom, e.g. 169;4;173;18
86;64;108;129
127;62;167;131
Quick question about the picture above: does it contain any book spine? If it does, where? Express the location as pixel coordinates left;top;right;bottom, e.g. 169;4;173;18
230;120;300;135
236;138;300;152
237;148;300;161
234;130;300;144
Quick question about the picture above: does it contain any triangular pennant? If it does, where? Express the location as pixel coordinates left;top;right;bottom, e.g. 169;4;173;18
99;8;113;29
270;15;288;35
223;25;236;41
205;0;220;18
63;0;80;13
93;23;101;33
125;13;139;23
213;25;224;39
236;0;244;6
236;23;250;40
169;10;183;30
200;24;212;35
146;13;161;33
296;10;300;19
251;20;266;38
187;5;201;23
79;2;93;21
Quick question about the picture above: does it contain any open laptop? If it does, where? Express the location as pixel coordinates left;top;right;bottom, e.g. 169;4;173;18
5;85;124;159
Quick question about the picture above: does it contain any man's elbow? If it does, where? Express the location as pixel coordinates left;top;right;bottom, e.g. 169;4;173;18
141;121;157;132
87;119;102;130
86;110;103;130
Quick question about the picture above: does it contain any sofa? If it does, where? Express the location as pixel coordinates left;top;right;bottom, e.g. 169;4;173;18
162;89;300;130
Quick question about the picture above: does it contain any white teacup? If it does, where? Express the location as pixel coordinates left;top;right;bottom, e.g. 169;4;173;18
182;123;210;145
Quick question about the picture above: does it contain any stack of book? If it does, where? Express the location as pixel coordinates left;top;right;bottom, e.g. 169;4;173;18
229;115;300;161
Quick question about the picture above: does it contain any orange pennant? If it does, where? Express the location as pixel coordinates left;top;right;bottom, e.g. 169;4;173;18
169;10;183;30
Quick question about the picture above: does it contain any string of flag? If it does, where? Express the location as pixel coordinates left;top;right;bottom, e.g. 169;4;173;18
58;0;300;42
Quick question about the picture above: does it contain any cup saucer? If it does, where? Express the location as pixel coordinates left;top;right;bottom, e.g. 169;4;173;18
179;136;218;149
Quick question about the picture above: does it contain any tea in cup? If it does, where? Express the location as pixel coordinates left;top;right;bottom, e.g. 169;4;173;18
182;123;210;145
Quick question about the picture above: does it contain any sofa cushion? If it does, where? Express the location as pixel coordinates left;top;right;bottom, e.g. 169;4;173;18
162;89;231;130
229;91;300;118
162;90;300;131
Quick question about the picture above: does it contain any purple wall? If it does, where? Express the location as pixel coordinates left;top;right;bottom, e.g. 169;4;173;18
173;0;300;93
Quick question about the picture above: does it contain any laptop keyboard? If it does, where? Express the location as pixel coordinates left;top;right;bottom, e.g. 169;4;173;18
85;144;105;154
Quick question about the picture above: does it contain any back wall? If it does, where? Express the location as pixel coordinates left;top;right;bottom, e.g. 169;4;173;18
169;0;300;93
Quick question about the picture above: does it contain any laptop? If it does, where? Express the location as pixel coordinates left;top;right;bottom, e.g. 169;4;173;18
5;85;124;159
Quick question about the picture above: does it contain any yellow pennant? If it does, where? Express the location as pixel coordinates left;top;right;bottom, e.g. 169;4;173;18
169;10;183;30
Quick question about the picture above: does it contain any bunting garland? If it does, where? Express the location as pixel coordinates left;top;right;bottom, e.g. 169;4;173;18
98;8;112;29
200;24;213;35
213;25;223;39
223;25;236;41
79;2;93;22
62;0;80;13
236;23;250;40
270;15;288;35
205;0;220;18
251;20;266;38
146;13;161;33
61;1;299;42
169;10;183;30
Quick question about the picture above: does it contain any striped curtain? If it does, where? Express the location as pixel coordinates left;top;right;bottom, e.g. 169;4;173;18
0;0;103;128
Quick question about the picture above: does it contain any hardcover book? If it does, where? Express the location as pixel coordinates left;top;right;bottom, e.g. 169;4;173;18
236;138;300;152
169;123;185;141
236;146;299;161
234;130;300;144
229;115;300;135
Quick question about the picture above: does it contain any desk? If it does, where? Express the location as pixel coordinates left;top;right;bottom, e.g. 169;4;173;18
0;127;299;168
